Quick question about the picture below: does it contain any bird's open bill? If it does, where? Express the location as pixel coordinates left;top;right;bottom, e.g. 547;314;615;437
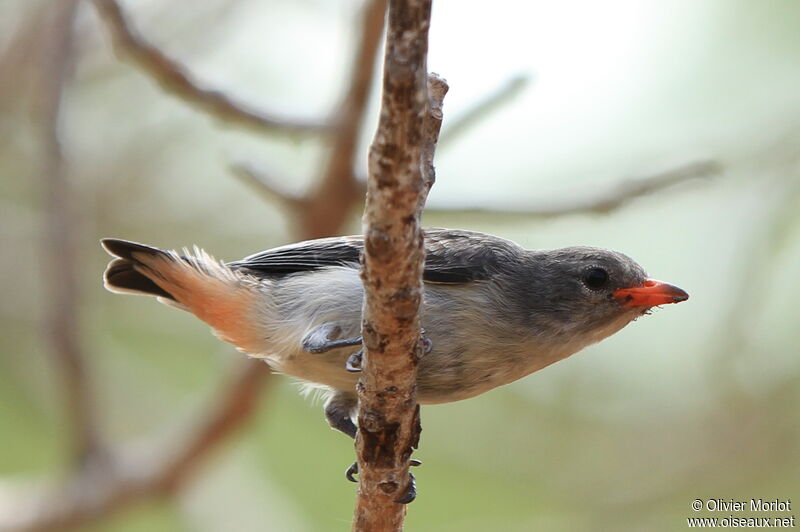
613;279;689;308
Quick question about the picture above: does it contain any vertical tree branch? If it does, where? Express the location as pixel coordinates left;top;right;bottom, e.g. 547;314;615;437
354;1;440;529
35;0;103;467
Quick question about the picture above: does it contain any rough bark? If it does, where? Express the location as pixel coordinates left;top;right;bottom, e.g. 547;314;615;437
353;1;442;530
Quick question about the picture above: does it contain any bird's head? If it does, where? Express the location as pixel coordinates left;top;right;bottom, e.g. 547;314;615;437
522;247;688;341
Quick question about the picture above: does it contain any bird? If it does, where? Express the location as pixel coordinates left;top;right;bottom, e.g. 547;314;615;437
101;228;688;501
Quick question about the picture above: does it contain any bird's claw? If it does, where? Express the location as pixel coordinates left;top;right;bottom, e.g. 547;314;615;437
345;350;363;372
345;461;359;483
394;472;417;504
422;337;433;355
344;336;430;373
344;459;421;504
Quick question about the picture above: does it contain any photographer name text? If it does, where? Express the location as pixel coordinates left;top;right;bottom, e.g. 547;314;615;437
700;499;792;513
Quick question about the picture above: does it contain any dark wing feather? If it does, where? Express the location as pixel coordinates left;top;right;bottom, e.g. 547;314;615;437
230;229;524;284
420;229;522;283
230;235;364;275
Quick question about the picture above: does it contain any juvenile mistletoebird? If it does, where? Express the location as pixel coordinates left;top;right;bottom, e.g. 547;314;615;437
101;228;688;498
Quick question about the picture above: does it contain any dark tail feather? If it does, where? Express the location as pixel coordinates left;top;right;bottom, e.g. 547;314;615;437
101;238;164;262
101;239;175;300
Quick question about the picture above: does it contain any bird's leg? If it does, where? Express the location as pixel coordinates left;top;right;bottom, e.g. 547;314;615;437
301;322;362;353
324;339;425;504
328;390;423;503
324;391;358;439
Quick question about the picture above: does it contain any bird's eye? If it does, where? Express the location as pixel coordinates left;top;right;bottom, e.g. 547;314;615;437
582;267;609;290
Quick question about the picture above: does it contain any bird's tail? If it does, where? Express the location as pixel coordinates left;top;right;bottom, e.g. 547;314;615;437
102;239;179;301
101;238;264;353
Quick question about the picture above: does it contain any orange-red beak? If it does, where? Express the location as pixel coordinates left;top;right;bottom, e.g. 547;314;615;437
613;279;689;308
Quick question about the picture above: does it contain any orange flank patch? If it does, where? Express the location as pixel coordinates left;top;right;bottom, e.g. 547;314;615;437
178;280;261;353
132;250;264;354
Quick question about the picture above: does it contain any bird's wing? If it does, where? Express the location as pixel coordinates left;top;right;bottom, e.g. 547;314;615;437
230;228;523;284
230;235;364;275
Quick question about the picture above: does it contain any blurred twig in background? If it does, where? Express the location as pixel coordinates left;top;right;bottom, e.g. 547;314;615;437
35;0;102;470
438;72;531;148
0;361;271;531
710;152;800;399
91;0;332;136
232;0;388;238
287;0;388;239
426;159;721;219
230;162;310;212
0;0;388;529
0;0;732;530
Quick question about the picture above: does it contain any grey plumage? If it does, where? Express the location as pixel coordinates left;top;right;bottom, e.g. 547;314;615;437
101;228;687;438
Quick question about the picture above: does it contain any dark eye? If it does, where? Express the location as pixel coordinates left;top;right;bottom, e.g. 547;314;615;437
582;267;609;290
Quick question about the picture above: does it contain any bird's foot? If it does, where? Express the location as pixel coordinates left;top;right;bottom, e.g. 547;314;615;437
301;323;362;354
343;335;431;373
345;459;422;504
345;461;359;483
422;336;433;355
395;472;417;504
345;349;363;372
